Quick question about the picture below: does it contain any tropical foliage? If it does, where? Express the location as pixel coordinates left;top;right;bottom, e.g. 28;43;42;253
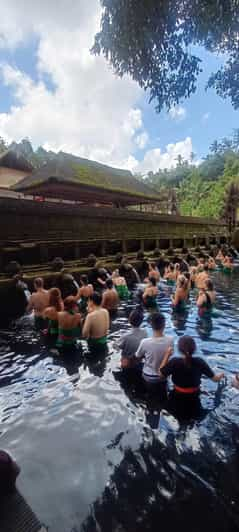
93;0;239;112
143;130;239;220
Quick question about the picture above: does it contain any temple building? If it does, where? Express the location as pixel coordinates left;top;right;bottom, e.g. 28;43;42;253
0;149;228;268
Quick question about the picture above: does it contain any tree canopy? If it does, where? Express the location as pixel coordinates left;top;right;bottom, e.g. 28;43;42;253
141;130;239;220
92;0;239;112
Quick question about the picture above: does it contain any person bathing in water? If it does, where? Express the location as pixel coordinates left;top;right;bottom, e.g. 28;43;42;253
159;335;224;395
143;277;158;309
74;274;93;313
82;292;110;350
27;277;49;330
57;296;82;352
135;312;173;398
102;278;120;316
43;287;64;342
196;279;216;316
172;275;188;312
195;264;210;290
116;309;147;370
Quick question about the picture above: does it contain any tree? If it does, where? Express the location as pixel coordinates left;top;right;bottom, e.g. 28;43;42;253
93;0;239;112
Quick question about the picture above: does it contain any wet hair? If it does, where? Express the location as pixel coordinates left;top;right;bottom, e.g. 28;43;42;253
178;275;186;288
150;312;165;331
34;277;44;289
149;276;157;286
89;291;102;306
175;263;180;270
205;279;214;291
129;309;144;328
169;263;174;272
204;264;209;272
81;274;88;285
64;296;77;311
49;288;62;311
106;278;113;289
150;262;156;269
178;335;196;366
184;272;190;281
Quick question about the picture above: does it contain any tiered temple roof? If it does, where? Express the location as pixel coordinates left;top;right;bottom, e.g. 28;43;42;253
12;152;161;207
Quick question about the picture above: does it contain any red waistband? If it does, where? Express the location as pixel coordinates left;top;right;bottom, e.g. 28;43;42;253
174;385;199;394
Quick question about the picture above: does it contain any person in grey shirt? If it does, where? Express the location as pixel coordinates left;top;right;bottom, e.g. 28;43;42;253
135;312;173;397
116;309;147;369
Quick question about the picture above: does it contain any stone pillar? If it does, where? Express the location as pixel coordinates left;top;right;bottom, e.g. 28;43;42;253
74;243;80;259
155;238;160;249
169;239;174;249
140;239;145;252
122;240;127;254
39;243;48;263
205;236;210;248
183;238;187;248
101;241;107;256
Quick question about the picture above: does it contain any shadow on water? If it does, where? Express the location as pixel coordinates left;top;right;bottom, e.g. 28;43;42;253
1;269;239;531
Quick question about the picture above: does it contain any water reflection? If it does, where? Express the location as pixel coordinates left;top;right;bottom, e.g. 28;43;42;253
0;269;239;531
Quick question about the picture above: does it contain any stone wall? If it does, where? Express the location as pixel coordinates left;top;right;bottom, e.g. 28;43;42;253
0;197;228;266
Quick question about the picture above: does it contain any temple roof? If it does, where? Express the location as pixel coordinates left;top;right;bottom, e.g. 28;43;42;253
13;152;160;205
0;150;34;173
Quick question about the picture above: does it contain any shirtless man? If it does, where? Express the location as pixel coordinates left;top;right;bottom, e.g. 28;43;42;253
27;277;49;329
82;292;109;349
195;265;210;290
102;279;119;314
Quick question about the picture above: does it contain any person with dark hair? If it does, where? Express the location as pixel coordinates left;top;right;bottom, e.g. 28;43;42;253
0;450;20;497
159;335;224;395
143;277;158;309
56;296;82;351
82;292;109;349
116;309;147;369
27;277;49;330
43;287;64;341
148;262;160;282
135;312;173;396
74;274;93;313
179;258;189;273
196;279;216;316
102;278;120;314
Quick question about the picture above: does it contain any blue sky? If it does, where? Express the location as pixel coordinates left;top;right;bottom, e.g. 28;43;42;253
0;1;238;173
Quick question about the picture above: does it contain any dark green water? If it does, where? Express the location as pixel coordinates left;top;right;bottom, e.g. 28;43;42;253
0;269;239;532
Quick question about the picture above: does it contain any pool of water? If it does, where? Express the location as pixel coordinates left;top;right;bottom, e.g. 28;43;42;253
1;270;239;532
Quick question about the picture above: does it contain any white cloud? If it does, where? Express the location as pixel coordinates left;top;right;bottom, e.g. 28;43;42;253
0;0;150;169
135;132;149;150
135;137;193;174
169;105;187;121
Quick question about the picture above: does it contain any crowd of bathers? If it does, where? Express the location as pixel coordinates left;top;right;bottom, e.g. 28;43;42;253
1;245;239;500
13;245;237;394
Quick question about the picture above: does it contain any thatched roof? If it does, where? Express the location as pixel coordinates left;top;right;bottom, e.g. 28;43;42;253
13;152;160;203
0;150;34;173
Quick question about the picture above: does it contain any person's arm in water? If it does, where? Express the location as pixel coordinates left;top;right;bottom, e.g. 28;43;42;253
105;309;110;332
82;314;91;338
26;294;34;313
